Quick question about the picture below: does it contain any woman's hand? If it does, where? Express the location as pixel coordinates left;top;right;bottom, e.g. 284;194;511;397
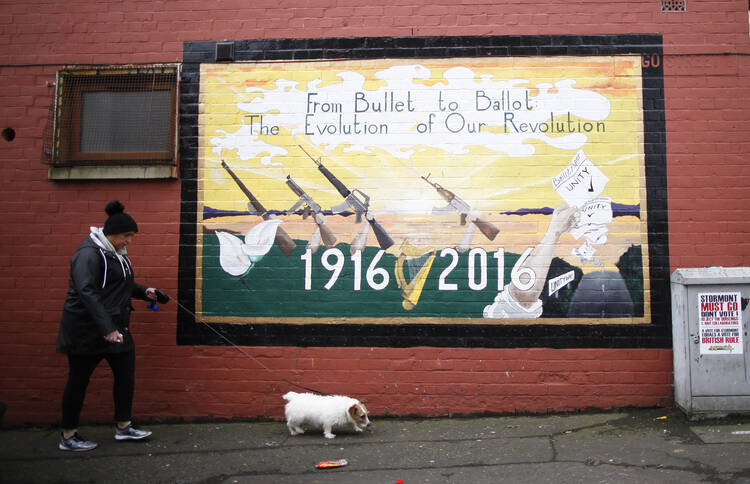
145;287;157;300
105;330;123;343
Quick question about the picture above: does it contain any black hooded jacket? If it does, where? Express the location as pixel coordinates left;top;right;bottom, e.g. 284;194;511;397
56;233;148;355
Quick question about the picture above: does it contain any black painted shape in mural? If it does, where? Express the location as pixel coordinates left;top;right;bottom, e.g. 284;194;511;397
178;34;670;349
538;258;583;318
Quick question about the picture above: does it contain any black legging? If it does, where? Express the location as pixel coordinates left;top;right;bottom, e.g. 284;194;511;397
61;350;135;430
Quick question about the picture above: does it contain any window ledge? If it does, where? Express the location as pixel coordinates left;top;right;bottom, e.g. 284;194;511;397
48;164;178;180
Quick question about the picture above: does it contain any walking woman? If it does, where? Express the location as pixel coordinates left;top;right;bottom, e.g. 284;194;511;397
56;201;161;451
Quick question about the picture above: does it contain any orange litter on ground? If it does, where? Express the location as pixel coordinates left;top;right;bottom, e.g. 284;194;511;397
316;459;348;469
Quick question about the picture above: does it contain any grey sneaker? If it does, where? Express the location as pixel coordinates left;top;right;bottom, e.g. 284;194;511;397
115;424;152;441
59;432;98;452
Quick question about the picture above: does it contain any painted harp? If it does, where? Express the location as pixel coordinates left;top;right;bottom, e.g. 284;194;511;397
394;241;437;311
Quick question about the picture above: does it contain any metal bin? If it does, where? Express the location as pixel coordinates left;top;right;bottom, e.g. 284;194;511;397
671;267;750;418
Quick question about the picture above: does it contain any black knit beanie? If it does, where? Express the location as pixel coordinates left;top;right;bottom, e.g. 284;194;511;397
103;201;138;235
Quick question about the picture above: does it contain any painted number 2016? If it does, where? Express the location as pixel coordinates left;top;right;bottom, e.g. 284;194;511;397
301;247;536;293
437;247;535;292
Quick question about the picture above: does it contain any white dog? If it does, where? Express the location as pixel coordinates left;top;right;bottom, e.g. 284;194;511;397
283;391;370;439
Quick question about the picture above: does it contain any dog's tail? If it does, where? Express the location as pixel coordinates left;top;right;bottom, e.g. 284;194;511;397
282;391;299;401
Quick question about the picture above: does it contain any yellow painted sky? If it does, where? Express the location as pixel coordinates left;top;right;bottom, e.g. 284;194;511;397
198;56;644;217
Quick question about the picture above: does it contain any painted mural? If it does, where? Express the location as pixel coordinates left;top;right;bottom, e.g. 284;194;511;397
195;56;650;325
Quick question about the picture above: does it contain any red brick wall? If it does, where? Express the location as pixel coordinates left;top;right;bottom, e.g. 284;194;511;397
1;0;748;426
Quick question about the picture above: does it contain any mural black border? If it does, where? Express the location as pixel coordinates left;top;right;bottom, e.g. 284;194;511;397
178;34;669;349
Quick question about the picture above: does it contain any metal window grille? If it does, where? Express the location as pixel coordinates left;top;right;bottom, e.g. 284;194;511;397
661;0;686;11
42;64;180;166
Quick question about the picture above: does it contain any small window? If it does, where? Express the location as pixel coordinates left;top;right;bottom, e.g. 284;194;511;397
45;64;180;176
660;0;686;11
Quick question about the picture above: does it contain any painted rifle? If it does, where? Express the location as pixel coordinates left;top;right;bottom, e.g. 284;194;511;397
421;173;499;249
299;145;394;252
285;174;337;252
221;160;296;257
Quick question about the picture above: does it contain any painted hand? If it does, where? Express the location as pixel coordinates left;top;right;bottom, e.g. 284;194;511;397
548;203;580;239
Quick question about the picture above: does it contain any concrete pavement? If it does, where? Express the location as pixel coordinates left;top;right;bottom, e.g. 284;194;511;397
2;407;750;483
